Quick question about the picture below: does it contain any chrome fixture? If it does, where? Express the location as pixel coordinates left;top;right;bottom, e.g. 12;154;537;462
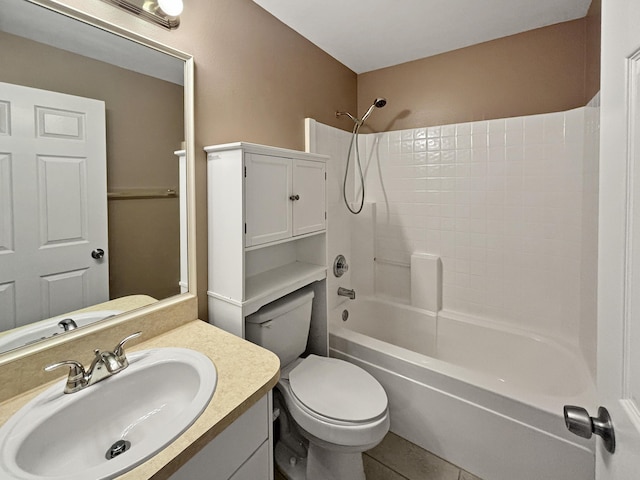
336;97;387;215
98;0;184;29
342;310;349;321
336;98;387;127
333;255;349;277
360;98;388;124
337;287;356;300
57;318;78;332
45;331;142;394
91;248;105;259
106;440;131;460
564;405;616;453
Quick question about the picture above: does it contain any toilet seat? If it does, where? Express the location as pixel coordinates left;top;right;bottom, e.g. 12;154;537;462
277;356;390;448
289;355;388;423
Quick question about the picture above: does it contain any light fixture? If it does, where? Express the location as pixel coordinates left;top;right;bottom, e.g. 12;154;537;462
99;0;184;29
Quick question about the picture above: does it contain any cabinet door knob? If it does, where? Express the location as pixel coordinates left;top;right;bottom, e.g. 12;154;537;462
289;194;300;201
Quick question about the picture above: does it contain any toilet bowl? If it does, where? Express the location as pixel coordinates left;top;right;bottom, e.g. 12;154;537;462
245;288;390;480
274;357;389;480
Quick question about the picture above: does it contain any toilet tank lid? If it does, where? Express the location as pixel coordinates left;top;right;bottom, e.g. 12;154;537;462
246;287;315;324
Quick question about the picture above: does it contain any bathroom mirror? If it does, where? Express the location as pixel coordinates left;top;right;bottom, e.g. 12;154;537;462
0;0;195;357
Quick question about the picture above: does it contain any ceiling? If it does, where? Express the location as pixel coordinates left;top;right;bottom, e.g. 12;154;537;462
252;0;593;74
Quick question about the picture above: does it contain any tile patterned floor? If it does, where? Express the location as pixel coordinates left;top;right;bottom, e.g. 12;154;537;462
274;432;483;480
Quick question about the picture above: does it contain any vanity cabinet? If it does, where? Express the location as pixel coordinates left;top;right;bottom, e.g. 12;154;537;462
169;393;273;480
206;142;328;338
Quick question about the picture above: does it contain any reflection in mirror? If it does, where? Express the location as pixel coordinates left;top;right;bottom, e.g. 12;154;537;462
0;0;189;354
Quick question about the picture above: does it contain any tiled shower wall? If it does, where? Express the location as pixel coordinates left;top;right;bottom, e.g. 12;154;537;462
580;94;600;377
306;122;354;311
308;102;599;359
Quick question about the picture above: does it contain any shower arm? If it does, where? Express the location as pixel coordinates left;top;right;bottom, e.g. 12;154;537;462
336;111;359;124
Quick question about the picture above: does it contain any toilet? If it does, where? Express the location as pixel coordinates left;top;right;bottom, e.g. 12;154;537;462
245;287;390;480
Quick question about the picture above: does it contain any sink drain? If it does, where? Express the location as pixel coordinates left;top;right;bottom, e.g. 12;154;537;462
106;440;131;460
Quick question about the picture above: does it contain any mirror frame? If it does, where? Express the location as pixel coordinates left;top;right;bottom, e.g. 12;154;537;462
0;0;196;366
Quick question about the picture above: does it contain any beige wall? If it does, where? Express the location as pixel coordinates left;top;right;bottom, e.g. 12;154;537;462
358;17;599;132
48;0;358;320
0;31;183;301
586;0;602;99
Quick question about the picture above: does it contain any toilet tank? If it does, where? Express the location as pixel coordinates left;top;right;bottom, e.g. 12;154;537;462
245;287;315;367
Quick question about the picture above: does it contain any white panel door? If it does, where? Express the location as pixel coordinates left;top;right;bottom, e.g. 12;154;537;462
244;153;292;247
0;82;108;330
596;0;640;477
292;159;326;236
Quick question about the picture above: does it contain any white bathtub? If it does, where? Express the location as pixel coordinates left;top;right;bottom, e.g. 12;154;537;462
329;297;596;480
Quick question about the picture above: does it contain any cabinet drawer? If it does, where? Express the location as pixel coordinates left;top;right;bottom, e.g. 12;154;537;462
169;395;269;480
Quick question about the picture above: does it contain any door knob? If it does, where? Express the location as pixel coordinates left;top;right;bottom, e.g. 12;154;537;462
563;405;615;453
91;248;105;259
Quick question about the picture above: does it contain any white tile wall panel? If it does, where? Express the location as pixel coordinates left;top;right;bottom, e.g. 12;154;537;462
309;105;598;353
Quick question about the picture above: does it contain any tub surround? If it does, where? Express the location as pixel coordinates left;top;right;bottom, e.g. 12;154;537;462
0;318;280;479
308;104;599;359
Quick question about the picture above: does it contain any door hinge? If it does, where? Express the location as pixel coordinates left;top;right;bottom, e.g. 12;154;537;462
325;172;327;180
244;223;247;234
244;166;247;177
325;211;327;219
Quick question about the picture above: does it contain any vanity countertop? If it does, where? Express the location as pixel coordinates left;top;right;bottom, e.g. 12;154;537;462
0;320;281;479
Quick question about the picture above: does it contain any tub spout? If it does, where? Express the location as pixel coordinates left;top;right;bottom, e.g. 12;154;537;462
338;287;356;300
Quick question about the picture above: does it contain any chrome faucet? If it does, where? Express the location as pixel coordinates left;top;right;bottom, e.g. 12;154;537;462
337;287;356;300
45;331;142;394
58;318;78;331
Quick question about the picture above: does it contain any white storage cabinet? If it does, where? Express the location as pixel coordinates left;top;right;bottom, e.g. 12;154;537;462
205;142;328;338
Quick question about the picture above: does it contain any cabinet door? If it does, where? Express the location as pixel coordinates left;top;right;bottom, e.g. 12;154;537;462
245;154;292;247
292;159;326;236
168;395;270;480
229;441;270;480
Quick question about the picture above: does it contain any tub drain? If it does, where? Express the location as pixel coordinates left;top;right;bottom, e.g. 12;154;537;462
106;440;131;460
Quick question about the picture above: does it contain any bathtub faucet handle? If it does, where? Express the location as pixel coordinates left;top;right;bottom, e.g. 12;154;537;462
333;255;349;277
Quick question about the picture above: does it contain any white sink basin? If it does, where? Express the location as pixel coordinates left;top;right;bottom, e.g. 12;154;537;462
0;310;123;354
0;348;217;480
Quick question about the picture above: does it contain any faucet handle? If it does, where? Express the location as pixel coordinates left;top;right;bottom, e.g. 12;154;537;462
113;331;142;364
45;360;87;393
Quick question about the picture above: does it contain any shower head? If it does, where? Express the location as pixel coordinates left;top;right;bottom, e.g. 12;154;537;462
360;97;387;123
373;97;387;108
